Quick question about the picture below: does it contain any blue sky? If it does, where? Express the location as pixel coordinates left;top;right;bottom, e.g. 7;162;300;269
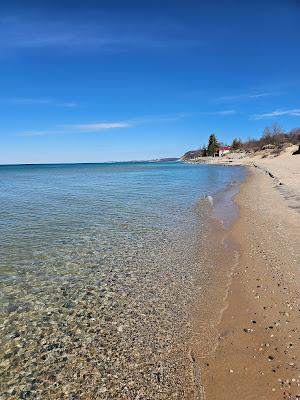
1;0;300;164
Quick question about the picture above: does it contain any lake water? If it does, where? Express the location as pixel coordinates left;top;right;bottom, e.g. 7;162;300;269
0;161;246;399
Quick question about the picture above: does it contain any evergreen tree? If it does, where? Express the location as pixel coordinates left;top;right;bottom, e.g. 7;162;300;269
231;138;243;150
207;133;219;156
200;145;207;157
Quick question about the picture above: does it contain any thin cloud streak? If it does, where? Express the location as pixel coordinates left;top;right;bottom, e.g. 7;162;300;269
18;109;236;137
197;109;238;116
64;122;131;131
253;108;300;120
0;16;204;53
213;109;237;115
215;92;280;102
128;112;194;124
17;35;203;51
130;110;238;121
19;130;65;137
1;97;78;107
19;122;130;136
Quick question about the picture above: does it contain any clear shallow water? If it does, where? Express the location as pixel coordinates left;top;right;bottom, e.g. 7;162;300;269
0;161;246;399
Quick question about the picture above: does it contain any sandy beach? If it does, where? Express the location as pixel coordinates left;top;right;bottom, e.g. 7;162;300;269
193;147;300;399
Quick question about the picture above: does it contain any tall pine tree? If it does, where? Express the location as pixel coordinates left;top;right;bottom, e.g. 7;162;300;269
207;133;219;156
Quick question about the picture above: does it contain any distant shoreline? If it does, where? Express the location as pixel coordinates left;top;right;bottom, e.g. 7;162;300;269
0;159;180;167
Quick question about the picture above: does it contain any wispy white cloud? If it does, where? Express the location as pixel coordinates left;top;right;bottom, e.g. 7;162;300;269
16;35;202;51
1;97;78;107
63;122;131;131
61;102;78;108
18;109;236;137
19;130;62;137
253;108;300;120
195;109;238;116
215;92;280;102
19;122;130;136
212;109;237;115
115;110;236;125
6;98;51;105
128;112;193;124
0;16;204;53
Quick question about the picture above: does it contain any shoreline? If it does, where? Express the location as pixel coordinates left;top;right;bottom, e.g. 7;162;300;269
193;164;300;399
1;160;298;398
187;173;247;399
183;144;300;213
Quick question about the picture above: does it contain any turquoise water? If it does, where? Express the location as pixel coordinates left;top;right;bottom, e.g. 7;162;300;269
0;161;246;399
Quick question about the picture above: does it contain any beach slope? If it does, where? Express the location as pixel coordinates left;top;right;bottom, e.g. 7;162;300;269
199;149;300;399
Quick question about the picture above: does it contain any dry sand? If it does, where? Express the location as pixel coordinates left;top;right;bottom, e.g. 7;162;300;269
207;144;300;211
193;148;300;399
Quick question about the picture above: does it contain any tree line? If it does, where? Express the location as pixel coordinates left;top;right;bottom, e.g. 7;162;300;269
199;124;300;156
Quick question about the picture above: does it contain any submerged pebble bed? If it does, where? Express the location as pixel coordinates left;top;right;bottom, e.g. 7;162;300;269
0;162;246;399
1;223;210;399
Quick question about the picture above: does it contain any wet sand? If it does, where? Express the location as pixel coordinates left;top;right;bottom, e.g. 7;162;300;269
195;165;300;399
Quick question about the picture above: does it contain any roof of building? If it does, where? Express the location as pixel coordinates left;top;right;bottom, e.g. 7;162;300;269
219;146;231;151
